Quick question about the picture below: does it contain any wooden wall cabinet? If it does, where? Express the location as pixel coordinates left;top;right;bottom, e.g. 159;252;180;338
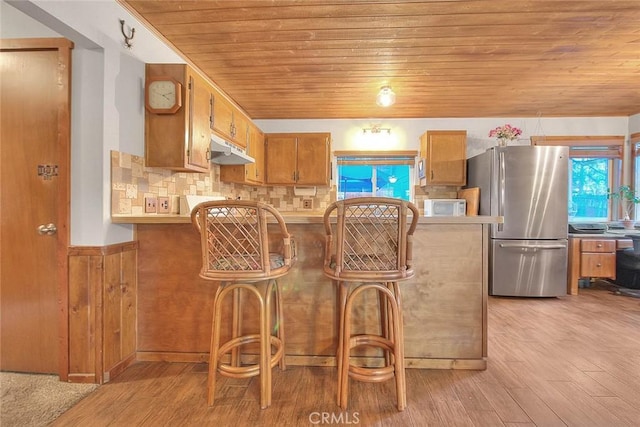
220;123;265;185
248;125;265;184
232;112;249;149
68;242;137;384
265;132;331;186
419;130;467;185
211;93;232;142
145;64;212;173
212;93;249;149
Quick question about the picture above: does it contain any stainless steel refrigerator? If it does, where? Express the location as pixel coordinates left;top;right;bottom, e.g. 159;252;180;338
467;146;569;297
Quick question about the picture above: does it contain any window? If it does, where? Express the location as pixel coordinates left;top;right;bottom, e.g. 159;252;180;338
632;132;640;219
334;151;416;201
569;158;611;221
532;136;624;222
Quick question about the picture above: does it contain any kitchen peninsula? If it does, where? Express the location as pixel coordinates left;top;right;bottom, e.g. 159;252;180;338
112;213;501;370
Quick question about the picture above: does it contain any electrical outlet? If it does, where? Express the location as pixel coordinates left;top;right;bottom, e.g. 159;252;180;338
145;197;157;213
302;199;313;209
158;197;170;213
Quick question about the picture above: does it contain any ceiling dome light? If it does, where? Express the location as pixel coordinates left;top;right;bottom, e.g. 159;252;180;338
376;86;396;107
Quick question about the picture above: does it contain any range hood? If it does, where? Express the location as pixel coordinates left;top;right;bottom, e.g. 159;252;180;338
209;134;255;165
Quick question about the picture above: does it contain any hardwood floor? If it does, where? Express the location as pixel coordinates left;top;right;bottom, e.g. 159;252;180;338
53;286;640;426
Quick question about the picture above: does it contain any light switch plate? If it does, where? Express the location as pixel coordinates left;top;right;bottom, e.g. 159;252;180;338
145;197;157;213
158;197;170;213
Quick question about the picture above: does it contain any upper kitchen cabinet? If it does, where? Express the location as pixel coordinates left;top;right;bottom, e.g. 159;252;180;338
420;130;467;186
265;133;331;186
211;93;233;142
212;92;248;149
233;113;249;149
145;63;212;173
220;123;265;185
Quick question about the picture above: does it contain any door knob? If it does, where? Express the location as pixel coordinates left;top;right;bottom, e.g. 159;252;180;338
37;223;57;235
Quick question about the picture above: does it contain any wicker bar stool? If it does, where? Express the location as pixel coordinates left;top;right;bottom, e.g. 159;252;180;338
323;197;419;411
191;200;295;409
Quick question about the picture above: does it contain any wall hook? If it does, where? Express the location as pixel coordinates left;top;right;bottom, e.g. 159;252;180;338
119;19;135;49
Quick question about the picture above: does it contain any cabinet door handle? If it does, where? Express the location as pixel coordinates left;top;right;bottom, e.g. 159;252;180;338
596;263;602;267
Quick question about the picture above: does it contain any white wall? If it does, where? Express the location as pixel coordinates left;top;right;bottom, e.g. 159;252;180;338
0;0;58;37
630;113;640;134
71;47;105;244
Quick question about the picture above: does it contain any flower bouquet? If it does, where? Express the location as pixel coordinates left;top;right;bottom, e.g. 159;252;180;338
489;124;522;146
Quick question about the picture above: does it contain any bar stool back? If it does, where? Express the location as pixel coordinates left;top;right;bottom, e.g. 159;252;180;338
323;197;419;411
191;200;294;408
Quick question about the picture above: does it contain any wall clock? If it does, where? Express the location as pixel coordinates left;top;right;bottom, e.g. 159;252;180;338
145;76;182;114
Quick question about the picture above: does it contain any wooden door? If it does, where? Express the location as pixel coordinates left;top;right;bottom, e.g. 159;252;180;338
187;69;212;171
265;134;297;184
250;127;265;184
296;133;330;185
424;130;467;185
232;112;249;149
212;92;234;142
0;39;72;376
219;124;264;185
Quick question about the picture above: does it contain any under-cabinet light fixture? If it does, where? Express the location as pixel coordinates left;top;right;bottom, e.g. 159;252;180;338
376;86;396;107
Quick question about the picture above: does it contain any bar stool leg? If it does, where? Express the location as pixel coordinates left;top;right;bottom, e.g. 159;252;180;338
231;287;242;367
337;282;407;411
378;283;392;366
392;281;406;410
338;284;353;410
260;281;274;409
207;284;227;406
336;280;348;406
274;279;286;371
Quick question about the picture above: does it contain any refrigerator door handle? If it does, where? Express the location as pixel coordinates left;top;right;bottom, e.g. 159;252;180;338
498;150;505;231
499;243;566;250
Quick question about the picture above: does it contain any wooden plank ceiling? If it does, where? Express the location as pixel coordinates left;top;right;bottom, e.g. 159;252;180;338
120;0;640;119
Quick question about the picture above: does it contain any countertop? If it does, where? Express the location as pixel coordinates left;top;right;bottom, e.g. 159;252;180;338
112;213;503;225
569;230;640;238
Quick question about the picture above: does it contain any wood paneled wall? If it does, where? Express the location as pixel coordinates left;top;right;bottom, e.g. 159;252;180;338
67;242;138;383
135;222;488;370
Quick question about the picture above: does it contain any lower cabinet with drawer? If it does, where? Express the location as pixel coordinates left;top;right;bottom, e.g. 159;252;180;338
579;239;616;279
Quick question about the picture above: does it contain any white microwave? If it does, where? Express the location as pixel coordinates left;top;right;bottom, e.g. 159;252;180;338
424;199;466;217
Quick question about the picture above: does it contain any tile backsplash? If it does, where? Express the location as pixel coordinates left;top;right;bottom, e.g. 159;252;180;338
413;184;460;211
110;151;334;215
